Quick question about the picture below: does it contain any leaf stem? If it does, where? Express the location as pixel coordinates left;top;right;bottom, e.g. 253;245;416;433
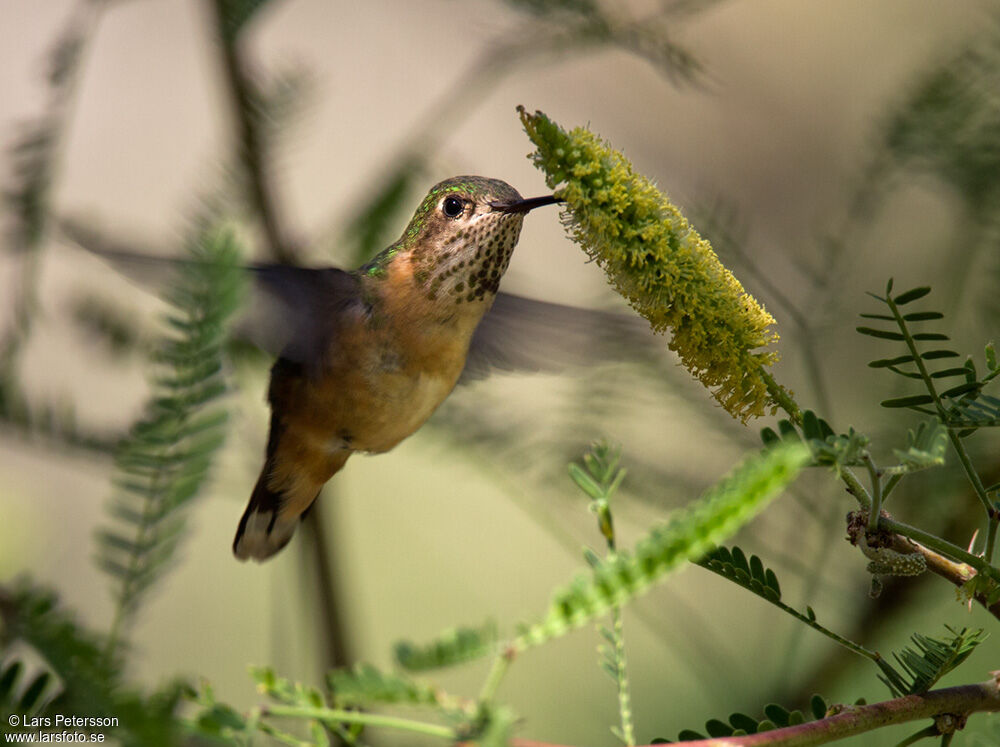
884;295;993;515
945;428;993;515
986;510;999;566
260;704;456;740
609;605;635;746
209;0;298;264
863;453;883;532
478;648;513;704
840;468;873;511
761;369;802;425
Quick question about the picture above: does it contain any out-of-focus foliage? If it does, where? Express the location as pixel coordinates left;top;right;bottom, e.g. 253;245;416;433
0;581;190;747
97;228;244;651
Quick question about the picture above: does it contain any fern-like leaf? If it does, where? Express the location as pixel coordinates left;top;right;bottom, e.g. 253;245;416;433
0;581;185;746
4;0;103;249
188;666;471;745
887;419;948;473
0;581;121;719
859;283;999;427
96;227;245;649
876;626;988;697
394;622;498;672
345;157;427;266
571;441;634;745
652;695;829;742
761;411;867;469
327;664;441;709
696;546;879;663
947;393;1000;429
516;442;808;648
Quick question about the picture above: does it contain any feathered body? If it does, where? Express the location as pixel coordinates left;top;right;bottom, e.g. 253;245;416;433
234;176;543;560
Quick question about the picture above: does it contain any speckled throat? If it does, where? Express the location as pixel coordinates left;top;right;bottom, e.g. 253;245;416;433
412;206;525;305
361;176;549;309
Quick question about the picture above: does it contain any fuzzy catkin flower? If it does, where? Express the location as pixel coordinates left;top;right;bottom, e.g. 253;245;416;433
519;107;779;422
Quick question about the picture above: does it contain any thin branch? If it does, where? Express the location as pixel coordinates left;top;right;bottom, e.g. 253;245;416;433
879;516;1000;585
484;676;1000;747
260;704;455;740
2;0;104;378
886;532;1000;620
208;0;350;681
632;677;1000;746
300;500;352;669
209;0;298;264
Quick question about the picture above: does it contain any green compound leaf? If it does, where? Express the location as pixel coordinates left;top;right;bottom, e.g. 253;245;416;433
856;327;906;340
947;393;1000;428
761;411;867;469
394;621;499;672
0;581;186;744
653;695;829;742
868;354;916;368
888;419;947;474
941;381;980;399
343;156;426;266
697;546;881;663
922;349;960;360
881;395;935;408
892;286;932;305
697;546;781;602
876;626;988;698
903;311;944;321
327;665;441;708
931;367;975;379
95;228;244;645
516;443;808;648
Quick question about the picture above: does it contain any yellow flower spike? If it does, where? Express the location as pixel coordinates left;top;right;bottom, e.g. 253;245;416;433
519;107;779;422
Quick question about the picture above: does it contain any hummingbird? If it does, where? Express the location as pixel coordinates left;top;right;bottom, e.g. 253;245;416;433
232;176;560;560
61;175;651;563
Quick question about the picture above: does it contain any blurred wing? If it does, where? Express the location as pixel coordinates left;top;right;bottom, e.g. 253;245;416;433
60;217;360;373
244;265;361;372
461;291;660;383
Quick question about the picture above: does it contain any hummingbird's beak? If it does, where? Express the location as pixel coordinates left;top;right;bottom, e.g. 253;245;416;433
489;195;561;214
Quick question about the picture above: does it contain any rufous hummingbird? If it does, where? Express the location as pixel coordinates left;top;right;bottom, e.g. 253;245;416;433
62;175;648;563
232;176;559;560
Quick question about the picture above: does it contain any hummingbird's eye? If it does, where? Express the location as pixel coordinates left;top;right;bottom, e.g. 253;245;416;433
442;196;464;219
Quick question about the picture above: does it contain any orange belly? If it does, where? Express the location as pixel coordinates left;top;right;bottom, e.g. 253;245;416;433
264;256;492;504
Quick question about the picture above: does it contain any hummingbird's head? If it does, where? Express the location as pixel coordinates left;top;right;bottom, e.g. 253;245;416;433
390;176;558;305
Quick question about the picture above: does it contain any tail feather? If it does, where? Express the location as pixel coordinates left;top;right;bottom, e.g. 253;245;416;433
233;468;311;562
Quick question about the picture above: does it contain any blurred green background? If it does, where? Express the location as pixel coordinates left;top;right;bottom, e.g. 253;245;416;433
2;1;1000;745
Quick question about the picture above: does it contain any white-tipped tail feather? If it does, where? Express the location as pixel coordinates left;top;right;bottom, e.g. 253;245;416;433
233;507;298;562
233;468;301;562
